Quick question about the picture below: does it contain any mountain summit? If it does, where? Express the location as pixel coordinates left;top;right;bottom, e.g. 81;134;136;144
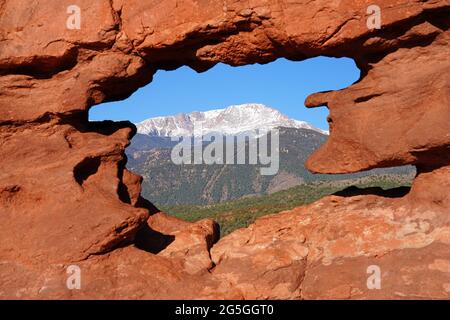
135;103;328;137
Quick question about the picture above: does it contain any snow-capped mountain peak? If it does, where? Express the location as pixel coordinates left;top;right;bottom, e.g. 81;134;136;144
135;103;328;137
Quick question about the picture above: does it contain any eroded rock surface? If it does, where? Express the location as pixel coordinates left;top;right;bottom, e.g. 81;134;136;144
0;0;449;299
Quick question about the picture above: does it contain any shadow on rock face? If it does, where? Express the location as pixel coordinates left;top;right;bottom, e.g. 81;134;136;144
134;223;176;254
135;196;160;214
333;185;411;198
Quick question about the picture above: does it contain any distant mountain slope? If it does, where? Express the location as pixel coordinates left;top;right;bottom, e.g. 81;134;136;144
127;126;414;206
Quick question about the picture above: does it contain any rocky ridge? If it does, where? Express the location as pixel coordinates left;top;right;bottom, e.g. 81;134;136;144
136;103;328;136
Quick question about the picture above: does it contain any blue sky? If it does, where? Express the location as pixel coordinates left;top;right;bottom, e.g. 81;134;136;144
89;57;359;131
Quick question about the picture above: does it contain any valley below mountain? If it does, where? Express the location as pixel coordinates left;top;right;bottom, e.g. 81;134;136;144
127;104;414;207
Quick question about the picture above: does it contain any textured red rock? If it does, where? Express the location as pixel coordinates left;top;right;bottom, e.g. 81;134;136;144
305;31;450;174
0;0;449;299
206;194;450;299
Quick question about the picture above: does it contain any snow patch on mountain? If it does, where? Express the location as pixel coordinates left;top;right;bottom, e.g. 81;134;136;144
135;103;328;137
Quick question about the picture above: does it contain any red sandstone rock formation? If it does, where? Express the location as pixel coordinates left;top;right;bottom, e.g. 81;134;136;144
0;0;449;299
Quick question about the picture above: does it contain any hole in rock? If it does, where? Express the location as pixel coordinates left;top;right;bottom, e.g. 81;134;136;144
334;186;411;198
89;57;414;236
74;156;102;186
